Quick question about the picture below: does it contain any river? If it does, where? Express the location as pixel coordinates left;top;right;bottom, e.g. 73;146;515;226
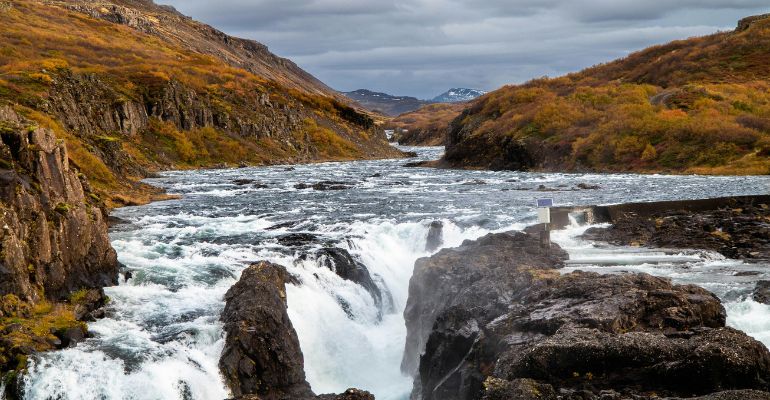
21;146;770;400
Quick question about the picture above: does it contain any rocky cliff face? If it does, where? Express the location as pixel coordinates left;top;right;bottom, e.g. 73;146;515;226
0;106;118;303
0;106;118;387
403;231;770;400
220;261;375;400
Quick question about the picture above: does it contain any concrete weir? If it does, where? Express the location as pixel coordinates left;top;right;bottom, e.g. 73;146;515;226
549;194;770;230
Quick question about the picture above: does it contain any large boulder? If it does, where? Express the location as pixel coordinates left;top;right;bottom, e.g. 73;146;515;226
221;261;381;400
220;261;313;399
403;231;770;400
402;232;568;377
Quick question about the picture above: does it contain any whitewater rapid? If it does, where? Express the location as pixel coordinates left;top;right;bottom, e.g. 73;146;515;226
20;146;770;400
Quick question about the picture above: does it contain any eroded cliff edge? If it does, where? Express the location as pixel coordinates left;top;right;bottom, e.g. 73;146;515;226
402;231;770;400
0;106;118;388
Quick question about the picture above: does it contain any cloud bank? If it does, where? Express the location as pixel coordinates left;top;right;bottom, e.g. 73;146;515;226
162;0;769;98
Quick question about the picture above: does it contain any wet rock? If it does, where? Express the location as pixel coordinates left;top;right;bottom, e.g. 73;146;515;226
277;233;320;247
537;184;559;191
72;288;110;321
314;248;384;313
219;261;313;399
313;181;353;191
54;326;87;348
317;389;376;400
233;179;255;186
294;181;353;191
577;183;601;190
581;197;770;261
404;161;430;168
753;281;770;304
107;215;130;227
425;221;444;252
402;231;568;377
403;230;770;400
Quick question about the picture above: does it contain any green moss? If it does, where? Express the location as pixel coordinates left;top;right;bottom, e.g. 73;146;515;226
68;289;89;304
54;202;70;215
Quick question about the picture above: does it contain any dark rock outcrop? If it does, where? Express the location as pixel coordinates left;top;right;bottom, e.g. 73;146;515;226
221;261;380;400
220;261;312;399
0;106;118;303
425;221;444;252
402;232;568;377
403;231;770;400
313;248;386;314
581;197;770;261
754;281;770;305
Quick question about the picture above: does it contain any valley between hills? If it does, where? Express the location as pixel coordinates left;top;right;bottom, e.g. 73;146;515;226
0;1;769;400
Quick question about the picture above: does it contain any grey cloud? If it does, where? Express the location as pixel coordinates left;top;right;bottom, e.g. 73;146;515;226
162;0;770;98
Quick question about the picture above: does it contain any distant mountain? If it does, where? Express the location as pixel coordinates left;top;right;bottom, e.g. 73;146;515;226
344;88;486;116
431;88;487;103
343;89;430;117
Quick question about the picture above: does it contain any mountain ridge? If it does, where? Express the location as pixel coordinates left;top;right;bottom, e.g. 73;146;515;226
343;87;486;116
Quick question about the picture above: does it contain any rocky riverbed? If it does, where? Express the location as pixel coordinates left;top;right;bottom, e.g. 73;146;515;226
582;196;770;261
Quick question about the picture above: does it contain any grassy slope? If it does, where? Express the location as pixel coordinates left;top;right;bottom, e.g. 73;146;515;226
442;15;770;175
386;103;466;146
0;0;400;206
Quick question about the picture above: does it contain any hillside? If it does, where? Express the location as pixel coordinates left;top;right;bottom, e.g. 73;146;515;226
0;0;402;207
386;103;466;146
439;14;770;175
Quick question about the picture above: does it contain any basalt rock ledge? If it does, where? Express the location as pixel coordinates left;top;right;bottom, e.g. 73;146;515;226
402;231;770;400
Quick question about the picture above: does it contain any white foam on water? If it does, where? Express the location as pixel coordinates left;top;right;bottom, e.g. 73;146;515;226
19;150;770;400
552;219;770;350
726;300;770;347
278;219;520;400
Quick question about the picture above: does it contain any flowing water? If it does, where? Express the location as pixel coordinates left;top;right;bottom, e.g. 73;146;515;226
21;146;770;400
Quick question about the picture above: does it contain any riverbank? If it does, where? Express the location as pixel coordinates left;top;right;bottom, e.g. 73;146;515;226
574;195;770;261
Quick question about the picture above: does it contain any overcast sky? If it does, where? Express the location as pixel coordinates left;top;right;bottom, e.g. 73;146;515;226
162;0;769;99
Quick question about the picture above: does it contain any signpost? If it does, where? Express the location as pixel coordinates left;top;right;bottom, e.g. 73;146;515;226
537;198;553;249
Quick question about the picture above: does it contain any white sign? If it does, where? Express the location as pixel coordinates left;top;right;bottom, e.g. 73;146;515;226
538;208;551;224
